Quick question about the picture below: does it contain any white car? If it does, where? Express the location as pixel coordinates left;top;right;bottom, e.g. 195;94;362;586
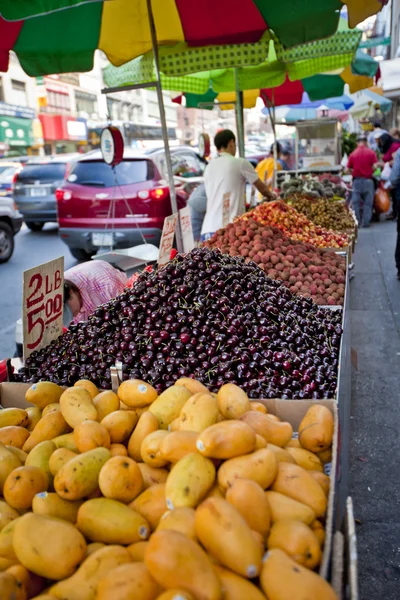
0;196;23;263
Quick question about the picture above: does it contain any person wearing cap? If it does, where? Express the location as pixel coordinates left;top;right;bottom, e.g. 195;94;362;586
368;121;387;151
347;134;378;227
278;148;291;171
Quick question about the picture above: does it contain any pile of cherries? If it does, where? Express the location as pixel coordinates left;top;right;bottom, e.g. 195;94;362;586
17;248;342;399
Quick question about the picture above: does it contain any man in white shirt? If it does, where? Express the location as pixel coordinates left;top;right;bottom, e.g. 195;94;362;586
201;129;275;240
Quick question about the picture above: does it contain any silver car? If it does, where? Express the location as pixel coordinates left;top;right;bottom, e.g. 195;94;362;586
0;195;23;263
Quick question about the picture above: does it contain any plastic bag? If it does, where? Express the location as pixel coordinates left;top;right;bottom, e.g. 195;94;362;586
374;186;390;214
381;162;392;181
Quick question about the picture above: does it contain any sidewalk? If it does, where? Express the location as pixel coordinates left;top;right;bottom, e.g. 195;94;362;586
349;220;400;599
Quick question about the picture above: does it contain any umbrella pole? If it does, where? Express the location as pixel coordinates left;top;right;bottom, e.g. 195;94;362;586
234;68;245;157
272;89;278;190
146;0;183;252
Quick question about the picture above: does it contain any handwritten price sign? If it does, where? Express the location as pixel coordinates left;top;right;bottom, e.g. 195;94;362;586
22;257;64;360
222;192;231;227
179;206;195;253
158;214;178;266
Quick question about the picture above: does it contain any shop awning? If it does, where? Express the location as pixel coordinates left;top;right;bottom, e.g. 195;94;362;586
0;116;34;147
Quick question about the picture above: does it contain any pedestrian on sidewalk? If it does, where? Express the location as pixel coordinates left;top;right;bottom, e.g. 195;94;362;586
388;148;400;279
201;130;275;241
347;134;378;228
188;182;207;242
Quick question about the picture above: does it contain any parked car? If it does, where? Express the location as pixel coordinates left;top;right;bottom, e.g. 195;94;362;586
0;196;23;263
13;154;79;231
56;146;205;261
0;161;23;197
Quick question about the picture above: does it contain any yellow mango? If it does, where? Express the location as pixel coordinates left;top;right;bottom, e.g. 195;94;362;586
166;453;215;510
127;541;149;562
0;408;28;428
0;443;21;494
4;466;48;510
26;406;42;431
74;379;99;399
218;448;277;492
0;556;18;570
260;549;337;600
149;386;193;429
13;512;86;580
179;393;219;432
25;382;63;410
225;479;271;538
267;519;321;569
217;384;250;420
128;411;159;461
138;463;169;489
298;405;334;453
5;446;27;463
86;542;106;556
92;391;120;421
23;412;68;453
174;378;209;395
101;410;137;443
168;417;181;432
77;497;150;544
50;545;132;600
213;565;267;600
52;432;78;452
99;455;143;503
97;562;161;600
145;530;221;600
285;439;302;449
195;497;262;578
0;572;19;597
0;500;19;532
129;484;167;531
249;402;268;414
54;447;111;501
196;420;256;459
109;443;128;457
8;563;44;600
286;447;324;472
240;412;292;448
0;426;30;449
25;440;56;485
271;462;327;518
42;403;61;417
159;431;198;462
141;430;169;467
118;379;158;408
49;448;77;477
156;591;195;600
205;483;224;500
32;492;82;524
267;444;296;465
59;387;98;429
73;420;111;452
157;507;196;541
317;448;333;464
0;517;20;559
265;491;316;525
309;471;330;497
255;435;267;449
311;520;326;547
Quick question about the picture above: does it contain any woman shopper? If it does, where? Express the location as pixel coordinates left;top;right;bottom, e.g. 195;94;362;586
388;149;400;279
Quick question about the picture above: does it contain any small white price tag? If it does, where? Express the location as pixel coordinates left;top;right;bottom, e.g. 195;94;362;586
158;213;178;266
179;206;195;253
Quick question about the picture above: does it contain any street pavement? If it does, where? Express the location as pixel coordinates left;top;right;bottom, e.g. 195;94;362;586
349;219;400;599
0;224;76;358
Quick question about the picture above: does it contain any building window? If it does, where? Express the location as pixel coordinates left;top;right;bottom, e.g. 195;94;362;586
45;90;71;114
107;98;121;121
0;78;4;102
75;90;97;117
11;80;27;106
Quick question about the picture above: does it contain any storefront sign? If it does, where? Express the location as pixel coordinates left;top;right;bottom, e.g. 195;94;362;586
0;102;36;120
22;257;64;360
179;206;195;253
158;214;178;266
67;119;87;140
100;126;124;167
222;192;231;227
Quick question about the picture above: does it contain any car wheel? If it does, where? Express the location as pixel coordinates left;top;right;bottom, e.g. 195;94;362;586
69;248;95;261
0;222;14;263
25;221;45;231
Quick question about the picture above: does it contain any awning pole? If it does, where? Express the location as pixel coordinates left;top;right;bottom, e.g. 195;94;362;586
272;89;278;190
234;68;245;157
146;0;183;252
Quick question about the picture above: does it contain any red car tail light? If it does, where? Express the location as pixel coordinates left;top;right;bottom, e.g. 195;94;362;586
56;188;72;201
150;187;169;201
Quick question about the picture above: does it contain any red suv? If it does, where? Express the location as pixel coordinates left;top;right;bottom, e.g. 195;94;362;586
56;147;205;261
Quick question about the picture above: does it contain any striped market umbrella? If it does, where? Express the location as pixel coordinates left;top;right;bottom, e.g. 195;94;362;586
0;0;388;76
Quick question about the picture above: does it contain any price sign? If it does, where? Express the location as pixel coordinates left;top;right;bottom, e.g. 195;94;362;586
22;257;64;360
222;192;231;227
158;214;178;267
179;206;195;253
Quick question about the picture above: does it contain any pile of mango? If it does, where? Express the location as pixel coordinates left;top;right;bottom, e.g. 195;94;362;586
0;378;337;600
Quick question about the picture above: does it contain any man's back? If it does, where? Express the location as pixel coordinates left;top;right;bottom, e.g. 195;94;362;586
348;145;377;179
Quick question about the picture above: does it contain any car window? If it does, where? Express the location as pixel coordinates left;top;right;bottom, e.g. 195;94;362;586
0;167;17;180
171;152;203;178
67;160;153;187
17;163;67;182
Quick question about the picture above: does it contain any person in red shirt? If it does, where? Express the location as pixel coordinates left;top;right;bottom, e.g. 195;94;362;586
347;135;378;227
